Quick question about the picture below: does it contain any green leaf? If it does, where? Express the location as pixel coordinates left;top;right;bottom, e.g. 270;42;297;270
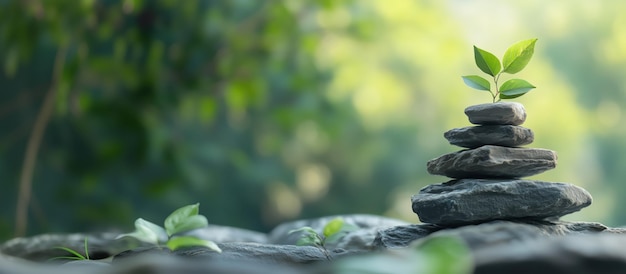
474;46;501;76
461;75;491;91
116;218;168;244
324;231;345;245
83;238;90;260
296;234;322;247
503;38;537;74
323;218;344;238
289;226;323;246
168;215;209;236
499;79;535;99
166;236;222;253
53;247;87;260
165;203;209;236
417;236;473;274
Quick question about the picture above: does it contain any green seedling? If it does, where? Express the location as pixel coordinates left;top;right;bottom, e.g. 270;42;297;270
289;217;358;261
462;38;538;103
51;238;90;261
116;203;221;252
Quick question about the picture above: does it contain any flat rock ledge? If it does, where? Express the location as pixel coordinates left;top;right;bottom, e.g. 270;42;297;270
465;102;527;126
444;125;534;148
2;217;626;274
373;220;611;250
411;179;592;226
427;145;557;178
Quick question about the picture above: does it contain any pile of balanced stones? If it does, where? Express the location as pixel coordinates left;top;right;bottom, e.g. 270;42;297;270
412;102;593;226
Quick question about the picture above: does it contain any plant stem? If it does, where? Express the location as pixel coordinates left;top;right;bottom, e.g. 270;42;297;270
492;73;502;103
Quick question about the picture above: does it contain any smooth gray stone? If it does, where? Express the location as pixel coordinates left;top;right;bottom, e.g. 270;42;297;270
465;102;526;125
373;220;608;250
474;233;626;274
444;125;534;148
427;145;557;178
411;179;592;226
268;214;408;251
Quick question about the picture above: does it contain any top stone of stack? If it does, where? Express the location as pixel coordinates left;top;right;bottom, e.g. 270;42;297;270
465;102;526;126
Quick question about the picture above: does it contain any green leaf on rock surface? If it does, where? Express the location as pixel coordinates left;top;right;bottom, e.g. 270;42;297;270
503;38;537;74
323;218;344;238
168;215;209;236
289;226;323;246
116;218;168;244
296;233;323;247
474;46;501;76
165;203;208;236
325;222;359;244
461;75;491;91
499;79;535;99
417;236;473;274
166;236;222;253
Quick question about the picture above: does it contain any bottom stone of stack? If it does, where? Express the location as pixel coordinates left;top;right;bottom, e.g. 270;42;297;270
411;179;592;226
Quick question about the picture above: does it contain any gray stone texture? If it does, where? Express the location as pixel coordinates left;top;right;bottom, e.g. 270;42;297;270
465;102;527;125
411;179;592;226
444;125;534;148
268;214;408;250
427;145;557;178
373;220;609;250
181;225;268;244
474;233;626;274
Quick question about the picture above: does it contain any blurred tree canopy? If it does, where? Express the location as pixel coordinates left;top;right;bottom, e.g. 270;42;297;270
0;0;435;240
2;0;626;241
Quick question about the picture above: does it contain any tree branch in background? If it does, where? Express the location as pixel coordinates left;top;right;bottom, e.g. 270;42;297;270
14;44;68;237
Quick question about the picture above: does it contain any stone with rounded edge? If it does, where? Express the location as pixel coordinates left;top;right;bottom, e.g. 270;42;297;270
465;102;526;126
411;179;592;226
427;145;556;179
444;125;534;148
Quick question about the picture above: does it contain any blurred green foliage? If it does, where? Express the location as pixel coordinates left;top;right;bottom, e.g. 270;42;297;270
0;0;429;239
2;0;626;241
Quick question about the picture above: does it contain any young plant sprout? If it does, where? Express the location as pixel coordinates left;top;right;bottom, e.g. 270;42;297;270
116;203;221;252
462;38;538;103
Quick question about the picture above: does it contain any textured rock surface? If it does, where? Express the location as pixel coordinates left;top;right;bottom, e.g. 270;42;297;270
2;220;626;273
0;226;268;262
444;125;534;148
0;232;134;261
371;223;442;249
268;214;408;250
373;220;609;250
427;145;557;178
412;179;592;226
115;243;341;265
474;233;626;274
465;102;526;125
181;225;268;243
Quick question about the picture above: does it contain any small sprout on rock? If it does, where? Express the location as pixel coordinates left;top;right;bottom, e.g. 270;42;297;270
116;203;221;253
51;238;90;261
289;217;358;261
462;38;538;103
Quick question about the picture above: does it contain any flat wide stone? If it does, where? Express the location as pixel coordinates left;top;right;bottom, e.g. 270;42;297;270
411;179;592;226
427;145;556;178
444;125;534;148
465;102;526;125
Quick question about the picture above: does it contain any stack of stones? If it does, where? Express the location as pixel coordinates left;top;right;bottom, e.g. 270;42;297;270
412;102;593;226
